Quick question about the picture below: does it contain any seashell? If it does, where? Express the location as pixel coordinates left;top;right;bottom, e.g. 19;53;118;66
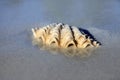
32;23;101;49
60;24;76;48
46;24;61;47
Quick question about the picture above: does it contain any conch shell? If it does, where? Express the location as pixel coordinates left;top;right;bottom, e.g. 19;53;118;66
32;23;101;49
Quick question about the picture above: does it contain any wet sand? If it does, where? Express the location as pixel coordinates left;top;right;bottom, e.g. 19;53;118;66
0;0;120;80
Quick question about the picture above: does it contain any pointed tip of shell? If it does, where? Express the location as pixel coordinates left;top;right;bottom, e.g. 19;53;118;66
31;28;35;33
93;41;101;47
31;28;37;37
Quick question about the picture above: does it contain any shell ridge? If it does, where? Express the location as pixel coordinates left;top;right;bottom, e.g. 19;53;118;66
32;23;101;49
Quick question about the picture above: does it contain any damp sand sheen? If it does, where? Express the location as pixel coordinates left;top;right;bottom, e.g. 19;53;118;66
31;23;101;56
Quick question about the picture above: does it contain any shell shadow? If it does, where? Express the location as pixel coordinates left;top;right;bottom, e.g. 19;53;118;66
78;27;102;45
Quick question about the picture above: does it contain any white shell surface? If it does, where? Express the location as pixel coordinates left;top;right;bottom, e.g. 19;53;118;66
32;23;101;49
